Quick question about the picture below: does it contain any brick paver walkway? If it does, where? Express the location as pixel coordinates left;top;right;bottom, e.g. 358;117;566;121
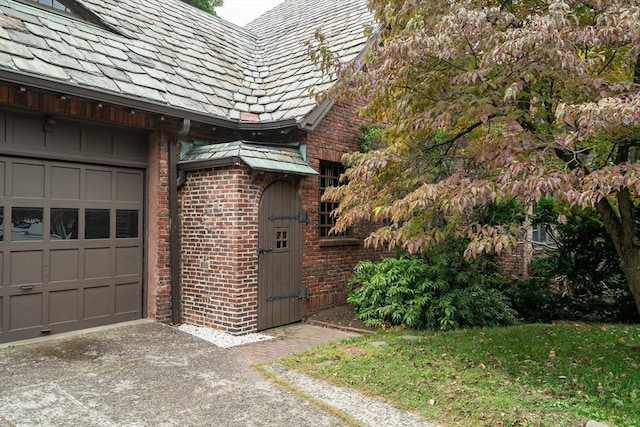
231;323;361;364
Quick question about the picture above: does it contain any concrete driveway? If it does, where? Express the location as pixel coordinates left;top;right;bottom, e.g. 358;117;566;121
0;321;342;427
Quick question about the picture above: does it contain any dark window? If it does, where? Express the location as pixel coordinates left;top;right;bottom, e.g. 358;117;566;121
319;161;349;238
11;207;44;241
18;0;110;25
51;208;78;240
532;222;555;245
276;230;288;249
85;209;110;239
22;0;76;15
116;210;138;238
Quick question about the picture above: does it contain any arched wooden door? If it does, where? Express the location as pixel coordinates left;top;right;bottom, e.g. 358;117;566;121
258;181;304;330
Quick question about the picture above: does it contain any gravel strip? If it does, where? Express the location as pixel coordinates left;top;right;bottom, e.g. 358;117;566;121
178;324;275;348
267;364;442;427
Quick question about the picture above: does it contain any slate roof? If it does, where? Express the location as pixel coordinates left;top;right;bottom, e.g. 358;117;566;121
179;140;318;176
0;0;373;129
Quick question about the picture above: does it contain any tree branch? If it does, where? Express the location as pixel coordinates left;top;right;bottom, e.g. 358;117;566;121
597;49;618;76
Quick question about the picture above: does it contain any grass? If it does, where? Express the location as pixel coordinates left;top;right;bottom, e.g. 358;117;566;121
280;322;640;426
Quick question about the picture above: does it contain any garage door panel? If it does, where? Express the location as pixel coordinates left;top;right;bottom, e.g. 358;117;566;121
0;252;4;287
86;169;112;201
115;283;140;314
116;172;143;202
13;118;45;147
10;251;43;286
115;247;140;276
84;286;112;319
51;167;80;200
9;293;42;330
51;126;81;152
12;163;44;198
50;249;79;283
115;135;145;159
85;129;113;155
0;161;5;197
84;248;111;279
49;289;79;325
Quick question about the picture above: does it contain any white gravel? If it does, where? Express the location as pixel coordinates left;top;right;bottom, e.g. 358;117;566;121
178;324;275;348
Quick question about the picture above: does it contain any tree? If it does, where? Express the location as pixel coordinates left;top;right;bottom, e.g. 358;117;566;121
320;0;640;313
181;0;222;14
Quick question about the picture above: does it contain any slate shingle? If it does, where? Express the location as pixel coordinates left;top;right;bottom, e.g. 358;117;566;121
0;0;373;126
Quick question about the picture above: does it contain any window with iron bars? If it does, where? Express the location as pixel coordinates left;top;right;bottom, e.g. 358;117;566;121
319;161;350;238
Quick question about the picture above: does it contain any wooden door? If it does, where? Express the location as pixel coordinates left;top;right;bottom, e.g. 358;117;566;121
257;181;304;330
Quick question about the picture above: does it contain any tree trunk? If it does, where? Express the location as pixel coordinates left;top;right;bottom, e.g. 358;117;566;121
616;244;640;316
596;196;640;315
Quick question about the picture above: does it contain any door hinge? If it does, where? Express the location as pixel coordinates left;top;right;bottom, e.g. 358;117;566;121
268;211;308;222
257;245;273;254
267;287;309;302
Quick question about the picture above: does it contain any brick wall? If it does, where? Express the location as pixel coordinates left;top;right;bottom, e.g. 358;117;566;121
146;131;173;322
179;166;273;334
301;101;385;314
177;100;385;332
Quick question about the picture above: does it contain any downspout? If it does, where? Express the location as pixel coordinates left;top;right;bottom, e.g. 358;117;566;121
169;119;191;325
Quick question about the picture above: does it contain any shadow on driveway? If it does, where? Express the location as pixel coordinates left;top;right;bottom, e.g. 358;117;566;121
0;321;342;426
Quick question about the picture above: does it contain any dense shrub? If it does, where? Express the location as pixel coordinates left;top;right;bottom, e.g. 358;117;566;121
506;200;639;323
347;238;517;329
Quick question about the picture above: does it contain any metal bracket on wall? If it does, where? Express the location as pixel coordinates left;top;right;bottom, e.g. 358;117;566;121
267;287;309;302
268;211;308;222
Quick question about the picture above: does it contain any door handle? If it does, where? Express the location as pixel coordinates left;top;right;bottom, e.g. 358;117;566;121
257;245;273;254
20;285;34;291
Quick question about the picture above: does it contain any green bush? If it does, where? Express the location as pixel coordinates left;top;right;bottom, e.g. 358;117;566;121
506;201;639;323
347;238;517;329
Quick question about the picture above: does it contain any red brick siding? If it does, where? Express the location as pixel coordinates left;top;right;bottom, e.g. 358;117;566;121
301;101;385;314
146;132;173;322
179;166;273;334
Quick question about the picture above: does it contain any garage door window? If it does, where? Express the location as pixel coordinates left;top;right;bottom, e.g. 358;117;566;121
116;209;138;238
12;207;43;241
51;208;78;240
85;209;110;239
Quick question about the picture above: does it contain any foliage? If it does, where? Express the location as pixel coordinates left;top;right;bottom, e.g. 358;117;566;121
358;125;385;153
347;238;516;329
507;199;639;322
318;0;640;313
281;322;640;427
180;0;222;14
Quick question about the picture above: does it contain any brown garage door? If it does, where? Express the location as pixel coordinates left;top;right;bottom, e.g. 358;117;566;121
0;157;144;343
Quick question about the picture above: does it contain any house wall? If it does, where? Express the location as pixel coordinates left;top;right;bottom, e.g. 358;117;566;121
179;166;274;334
178;100;385;333
302;101;385;314
499;232;534;279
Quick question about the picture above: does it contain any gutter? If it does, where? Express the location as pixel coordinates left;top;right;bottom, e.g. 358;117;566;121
0;70;299;131
169;119;191;325
177;157;243;188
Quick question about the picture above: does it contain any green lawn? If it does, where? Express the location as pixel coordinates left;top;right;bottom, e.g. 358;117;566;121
280;322;640;426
